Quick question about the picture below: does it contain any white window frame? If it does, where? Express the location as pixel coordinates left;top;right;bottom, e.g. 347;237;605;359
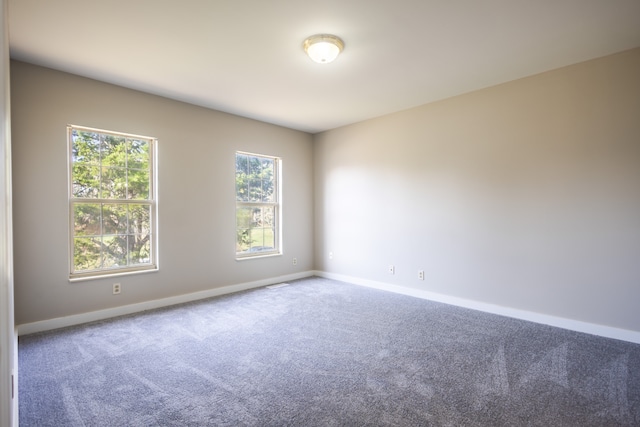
68;125;158;280
235;151;281;259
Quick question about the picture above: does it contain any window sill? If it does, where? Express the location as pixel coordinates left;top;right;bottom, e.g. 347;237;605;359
235;252;282;261
69;266;158;283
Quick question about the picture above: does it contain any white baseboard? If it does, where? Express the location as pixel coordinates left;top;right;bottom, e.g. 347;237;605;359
314;270;640;345
18;270;640;345
17;271;315;336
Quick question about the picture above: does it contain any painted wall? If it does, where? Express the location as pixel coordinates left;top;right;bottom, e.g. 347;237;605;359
314;48;640;332
11;61;314;325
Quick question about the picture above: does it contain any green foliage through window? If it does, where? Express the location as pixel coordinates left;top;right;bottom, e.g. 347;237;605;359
69;126;156;277
235;152;279;257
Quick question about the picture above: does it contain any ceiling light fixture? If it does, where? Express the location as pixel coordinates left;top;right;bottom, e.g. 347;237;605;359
303;34;344;64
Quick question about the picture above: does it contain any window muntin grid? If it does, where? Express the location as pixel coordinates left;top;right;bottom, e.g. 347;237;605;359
235;152;280;258
68;125;157;278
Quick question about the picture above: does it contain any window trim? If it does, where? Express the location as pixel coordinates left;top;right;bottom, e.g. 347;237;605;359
235;151;282;260
68;125;159;280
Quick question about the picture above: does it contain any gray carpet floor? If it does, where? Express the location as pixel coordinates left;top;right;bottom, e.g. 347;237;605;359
19;276;640;426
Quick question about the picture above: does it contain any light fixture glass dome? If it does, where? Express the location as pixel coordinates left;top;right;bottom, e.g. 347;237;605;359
303;34;344;64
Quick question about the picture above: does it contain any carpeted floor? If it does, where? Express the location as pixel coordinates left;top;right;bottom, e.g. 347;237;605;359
19;276;640;426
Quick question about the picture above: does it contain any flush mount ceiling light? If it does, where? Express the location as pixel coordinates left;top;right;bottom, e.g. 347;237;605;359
303;34;344;64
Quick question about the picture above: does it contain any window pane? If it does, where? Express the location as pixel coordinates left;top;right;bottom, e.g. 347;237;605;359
250;207;262;228
263;227;275;250
129;204;151;234
103;235;128;268
262;206;275;227
249;156;261;175
101;134;126;167
73;237;102;271
72;130;100;164
101;167;127;199
74;203;101;236
261;158;274;175
236;154;249;202
250;228;265;250
128;139;149;170
236;174;248;202
129;236;151;265
72;164;100;198
249;179;262;202
236;206;252;252
236;154;248;174
127;168;150;200
102;204;128;235
262;180;275;203
236;207;252;229
260;158;275;202
236;229;250;252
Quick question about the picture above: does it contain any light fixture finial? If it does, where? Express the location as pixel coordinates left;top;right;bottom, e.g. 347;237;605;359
303;34;344;64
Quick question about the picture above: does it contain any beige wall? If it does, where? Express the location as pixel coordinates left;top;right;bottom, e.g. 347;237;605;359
11;48;640;334
11;61;314;325
314;48;640;332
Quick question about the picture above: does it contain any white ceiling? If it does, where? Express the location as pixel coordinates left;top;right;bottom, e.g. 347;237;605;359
8;0;640;134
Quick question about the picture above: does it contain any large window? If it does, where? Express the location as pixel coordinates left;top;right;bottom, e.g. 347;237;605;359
68;125;157;279
235;152;280;258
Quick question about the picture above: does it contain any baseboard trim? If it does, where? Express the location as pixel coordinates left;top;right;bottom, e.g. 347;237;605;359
314;270;640;345
17;271;315;336
18;270;640;344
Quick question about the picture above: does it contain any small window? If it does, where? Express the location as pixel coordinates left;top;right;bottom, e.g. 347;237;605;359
235;152;281;258
68;125;157;279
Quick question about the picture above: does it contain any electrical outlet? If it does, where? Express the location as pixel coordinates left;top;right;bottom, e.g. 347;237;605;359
329;251;333;260
388;265;395;274
292;257;297;266
113;283;121;295
418;270;425;280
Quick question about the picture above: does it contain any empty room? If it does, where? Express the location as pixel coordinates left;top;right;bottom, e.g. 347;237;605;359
2;0;640;426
